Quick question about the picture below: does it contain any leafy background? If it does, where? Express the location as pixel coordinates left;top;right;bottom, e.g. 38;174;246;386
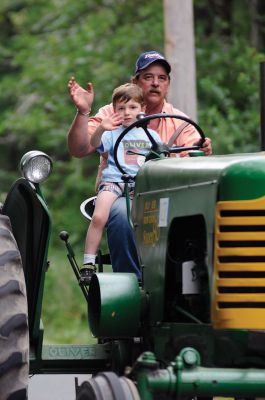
0;0;265;343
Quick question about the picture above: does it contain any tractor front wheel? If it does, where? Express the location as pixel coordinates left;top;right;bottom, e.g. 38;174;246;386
76;372;140;400
0;215;29;400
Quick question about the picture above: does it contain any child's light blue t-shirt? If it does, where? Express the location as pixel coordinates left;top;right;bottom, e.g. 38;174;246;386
97;126;162;182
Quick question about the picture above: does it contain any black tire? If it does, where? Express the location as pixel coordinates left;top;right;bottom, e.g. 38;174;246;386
0;215;29;400
76;372;140;400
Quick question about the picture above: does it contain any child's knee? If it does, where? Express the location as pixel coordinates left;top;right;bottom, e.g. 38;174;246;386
91;212;107;229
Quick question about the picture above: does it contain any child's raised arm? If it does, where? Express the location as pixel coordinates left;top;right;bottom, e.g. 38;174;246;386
91;113;122;148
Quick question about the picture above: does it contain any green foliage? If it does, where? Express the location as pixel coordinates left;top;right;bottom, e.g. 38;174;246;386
42;247;96;344
197;39;264;153
194;0;265;154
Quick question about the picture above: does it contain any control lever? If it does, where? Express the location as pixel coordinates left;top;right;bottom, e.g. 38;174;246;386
59;231;89;302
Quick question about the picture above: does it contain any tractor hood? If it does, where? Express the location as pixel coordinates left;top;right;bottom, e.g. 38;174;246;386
134;152;265;202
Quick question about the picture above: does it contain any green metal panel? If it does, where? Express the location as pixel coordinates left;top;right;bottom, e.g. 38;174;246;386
30;343;111;374
88;273;141;338
219;157;265;200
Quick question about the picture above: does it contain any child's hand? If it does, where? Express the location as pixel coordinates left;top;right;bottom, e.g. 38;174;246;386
101;113;122;131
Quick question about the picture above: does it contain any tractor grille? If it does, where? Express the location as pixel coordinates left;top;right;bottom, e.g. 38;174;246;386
212;196;265;329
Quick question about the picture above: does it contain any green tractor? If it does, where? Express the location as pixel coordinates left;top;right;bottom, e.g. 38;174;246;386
2;113;265;399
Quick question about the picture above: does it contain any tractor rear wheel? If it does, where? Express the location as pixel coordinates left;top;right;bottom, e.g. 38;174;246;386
0;215;29;400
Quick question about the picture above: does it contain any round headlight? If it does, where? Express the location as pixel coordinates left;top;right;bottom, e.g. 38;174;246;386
20;151;53;183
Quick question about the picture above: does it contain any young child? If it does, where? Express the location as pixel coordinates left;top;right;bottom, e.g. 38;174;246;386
79;83;162;284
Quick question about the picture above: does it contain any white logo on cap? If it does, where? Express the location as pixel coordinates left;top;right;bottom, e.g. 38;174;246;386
144;53;164;60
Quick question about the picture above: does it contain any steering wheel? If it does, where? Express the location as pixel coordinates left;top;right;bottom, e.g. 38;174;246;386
113;113;206;176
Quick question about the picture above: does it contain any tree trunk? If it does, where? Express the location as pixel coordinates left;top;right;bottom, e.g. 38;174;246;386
164;0;197;121
249;0;265;51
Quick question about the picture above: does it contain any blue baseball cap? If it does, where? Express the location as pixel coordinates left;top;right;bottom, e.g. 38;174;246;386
135;51;171;75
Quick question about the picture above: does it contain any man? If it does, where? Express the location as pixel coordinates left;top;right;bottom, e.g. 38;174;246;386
67;51;212;279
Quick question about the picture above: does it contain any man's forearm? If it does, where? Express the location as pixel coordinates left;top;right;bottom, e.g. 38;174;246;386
67;112;96;157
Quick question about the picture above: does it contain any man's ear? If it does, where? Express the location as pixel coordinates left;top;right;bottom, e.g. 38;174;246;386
165;78;170;96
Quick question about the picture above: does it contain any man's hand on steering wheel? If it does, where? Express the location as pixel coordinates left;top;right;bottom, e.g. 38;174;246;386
178;137;212;158
194;137;212;156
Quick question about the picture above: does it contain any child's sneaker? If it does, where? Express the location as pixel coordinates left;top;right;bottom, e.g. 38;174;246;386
79;263;96;286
